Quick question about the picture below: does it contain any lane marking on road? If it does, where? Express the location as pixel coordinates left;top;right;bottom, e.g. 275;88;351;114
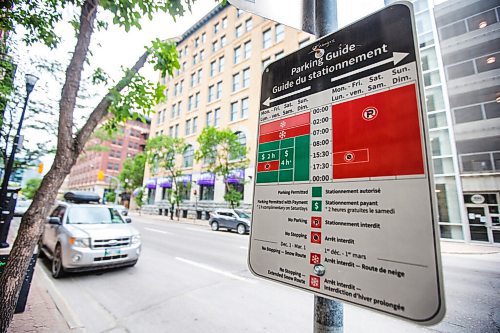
186;228;212;233
175;257;257;284
144;227;172;235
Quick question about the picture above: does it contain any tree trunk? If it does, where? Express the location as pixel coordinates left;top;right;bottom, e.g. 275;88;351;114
0;0;152;328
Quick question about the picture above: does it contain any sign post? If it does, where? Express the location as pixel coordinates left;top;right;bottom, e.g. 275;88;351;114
249;2;445;326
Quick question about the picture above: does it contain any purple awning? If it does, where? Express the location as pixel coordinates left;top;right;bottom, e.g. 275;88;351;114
197;172;215;186
177;174;192;185
227;169;245;184
145;178;157;189
158;177;172;188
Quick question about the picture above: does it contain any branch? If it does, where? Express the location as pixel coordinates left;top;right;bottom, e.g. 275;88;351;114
73;50;150;155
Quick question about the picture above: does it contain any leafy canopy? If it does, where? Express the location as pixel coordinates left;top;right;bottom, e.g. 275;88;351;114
118;152;146;190
22;178;42;199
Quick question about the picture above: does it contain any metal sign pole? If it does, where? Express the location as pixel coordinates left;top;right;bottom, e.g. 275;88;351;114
312;3;342;333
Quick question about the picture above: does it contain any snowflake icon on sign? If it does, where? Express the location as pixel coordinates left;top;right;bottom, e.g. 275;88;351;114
310;253;321;265
309;276;320;289
280;121;286;128
279;131;286;139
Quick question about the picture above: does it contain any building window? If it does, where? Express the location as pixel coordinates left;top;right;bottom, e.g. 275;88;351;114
230;101;238;121
201;32;206;43
245;18;252;31
241;97;249;118
263;28;272;48
222;17;228;29
236;24;243;38
231;131;247;160
237;8;243;17
200;184;214;201
194;37;199;48
244;40;251;59
192;116;198;133
199;49;205;61
242;68;250;88
169;126;173;137
275;24;284;42
232;73;240;92
206;111;213;127
212;41;218;52
188;95;194;111
185;119;191;135
177;101;182;117
299;37;310;48
190;73;196;87
208;85;215;102
195;92;200;108
216;81;223;99
214;108;220;127
193;53;198;65
275;50;285;60
183;145;194;168
219;56;225;72
210;61;216;76
234;46;241;64
174;124;179;138
214;22;220;33
262;57;271;70
197;69;202;83
221;35;227;47
171;104;176;118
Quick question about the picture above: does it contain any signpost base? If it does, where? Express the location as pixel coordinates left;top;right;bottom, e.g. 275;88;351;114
314;296;343;333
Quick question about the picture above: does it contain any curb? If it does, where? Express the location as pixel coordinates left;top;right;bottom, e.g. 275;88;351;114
38;264;86;332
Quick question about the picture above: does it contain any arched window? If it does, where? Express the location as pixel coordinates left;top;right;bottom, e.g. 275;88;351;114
183;145;194;168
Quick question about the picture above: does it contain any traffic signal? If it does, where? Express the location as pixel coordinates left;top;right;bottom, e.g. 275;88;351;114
37;163;44;174
97;170;104;181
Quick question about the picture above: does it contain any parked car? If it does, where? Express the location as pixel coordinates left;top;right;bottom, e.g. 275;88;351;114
39;191;141;278
208;209;251;234
111;204;129;216
14;200;32;216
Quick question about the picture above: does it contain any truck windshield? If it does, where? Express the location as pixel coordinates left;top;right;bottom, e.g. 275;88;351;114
67;207;125;224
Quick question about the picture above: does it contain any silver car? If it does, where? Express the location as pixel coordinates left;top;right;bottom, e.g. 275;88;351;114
39;192;141;278
208;209;251;234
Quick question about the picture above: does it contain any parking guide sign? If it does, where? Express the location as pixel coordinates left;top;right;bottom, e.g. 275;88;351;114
249;3;445;325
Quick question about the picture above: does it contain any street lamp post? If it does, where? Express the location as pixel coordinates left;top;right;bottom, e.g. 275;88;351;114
0;73;39;248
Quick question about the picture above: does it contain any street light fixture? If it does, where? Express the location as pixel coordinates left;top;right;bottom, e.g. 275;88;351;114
0;73;39;248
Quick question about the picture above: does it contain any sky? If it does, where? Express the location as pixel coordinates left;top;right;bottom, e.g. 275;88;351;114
17;0;394;172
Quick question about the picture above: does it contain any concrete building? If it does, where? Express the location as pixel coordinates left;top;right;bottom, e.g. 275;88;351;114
143;4;313;218
145;1;499;244
433;0;500;244
67;119;149;202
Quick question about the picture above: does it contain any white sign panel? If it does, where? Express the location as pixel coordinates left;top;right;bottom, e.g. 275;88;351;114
228;0;315;34
249;3;445;325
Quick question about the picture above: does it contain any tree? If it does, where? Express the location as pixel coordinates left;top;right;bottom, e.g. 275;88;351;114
104;190;116;203
21;178;41;199
145;135;187;220
0;1;197;329
118;152;146;192
195;127;248;208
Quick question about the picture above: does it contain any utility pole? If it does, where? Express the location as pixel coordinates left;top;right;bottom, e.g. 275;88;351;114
313;3;343;333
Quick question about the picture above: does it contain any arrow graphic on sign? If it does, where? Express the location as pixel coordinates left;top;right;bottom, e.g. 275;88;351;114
330;52;409;83
263;86;311;107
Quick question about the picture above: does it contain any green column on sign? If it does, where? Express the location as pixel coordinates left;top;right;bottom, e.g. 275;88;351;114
294;135;310;181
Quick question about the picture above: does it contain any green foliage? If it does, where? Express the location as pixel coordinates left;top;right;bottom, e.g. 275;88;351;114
105;70;165;133
134;188;144;208
149;38;180;78
22;178;42;199
145;135;187;219
105;190;116;203
91;67;110;85
118;153;146;191
224;186;242;209
100;0;195;31
195;127;248;177
195;127;248;208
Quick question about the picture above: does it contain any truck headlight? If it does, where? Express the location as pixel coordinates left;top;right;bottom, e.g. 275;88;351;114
131;235;141;244
69;237;90;248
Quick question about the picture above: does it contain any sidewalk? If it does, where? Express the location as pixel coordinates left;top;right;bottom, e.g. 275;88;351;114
5;213;500;332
